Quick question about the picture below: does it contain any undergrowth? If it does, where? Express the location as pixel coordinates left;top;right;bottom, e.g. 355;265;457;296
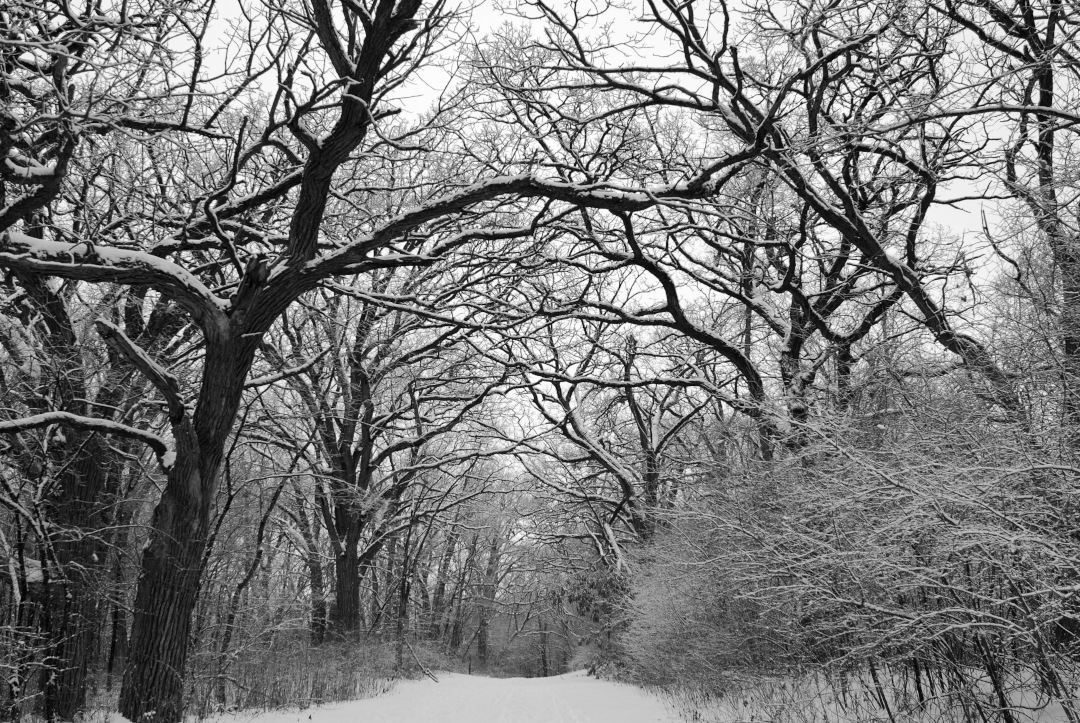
652;666;1078;723
188;641;396;716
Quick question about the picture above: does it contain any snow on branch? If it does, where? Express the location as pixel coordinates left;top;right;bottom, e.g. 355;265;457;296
95;320;189;424
245;349;330;388
874;103;1080;133
0;232;228;326
0;411;173;468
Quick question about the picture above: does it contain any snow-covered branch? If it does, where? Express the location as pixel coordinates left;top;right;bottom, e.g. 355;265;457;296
0;411;172;468
245;349;330;388
95;319;188;424
0;233;228;326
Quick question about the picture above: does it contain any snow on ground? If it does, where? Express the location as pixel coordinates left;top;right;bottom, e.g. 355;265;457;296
212;671;682;723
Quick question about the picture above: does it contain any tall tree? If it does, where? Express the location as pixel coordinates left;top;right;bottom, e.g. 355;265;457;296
0;0;670;715
471;0;1026;434
262;269;515;635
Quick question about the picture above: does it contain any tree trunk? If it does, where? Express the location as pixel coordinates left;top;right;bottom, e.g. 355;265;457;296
369;552;381;633
294;498;328;644
476;535;500;667
105;470;141;694
309;559;328;645
105;591;127;692
7;272;131;721
446;534;477;654
331;544;362;634
118;438;212;723
395;536;411;671
40;579;100;722
539;620;549;677
40;431;127;721
430;531;457;637
6;525;39;722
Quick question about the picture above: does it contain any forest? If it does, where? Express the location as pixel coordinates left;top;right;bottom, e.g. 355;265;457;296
1;0;1079;720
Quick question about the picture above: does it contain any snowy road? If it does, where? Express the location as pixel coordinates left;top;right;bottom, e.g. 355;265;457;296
222;671;681;723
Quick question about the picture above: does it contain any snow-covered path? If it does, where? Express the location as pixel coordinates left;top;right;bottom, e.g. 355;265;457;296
218;671;681;723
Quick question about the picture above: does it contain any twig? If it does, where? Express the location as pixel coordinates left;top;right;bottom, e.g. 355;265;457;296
403;637;439;683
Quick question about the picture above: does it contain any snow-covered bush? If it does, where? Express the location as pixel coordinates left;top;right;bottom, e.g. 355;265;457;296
621;390;1080;723
623;515;786;690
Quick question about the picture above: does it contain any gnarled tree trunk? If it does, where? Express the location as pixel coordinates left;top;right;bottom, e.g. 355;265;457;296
118;453;212;723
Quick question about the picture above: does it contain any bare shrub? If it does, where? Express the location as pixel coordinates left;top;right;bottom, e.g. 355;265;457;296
188;641;396;715
624;393;1080;723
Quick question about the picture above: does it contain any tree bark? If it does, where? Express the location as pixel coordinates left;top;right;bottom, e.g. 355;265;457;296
9;270;134;722
118;457;211;723
394;533;412;671
331;544;362;634
476;535;501;667
40;440;117;722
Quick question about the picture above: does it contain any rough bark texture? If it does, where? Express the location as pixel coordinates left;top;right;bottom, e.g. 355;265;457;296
40;443;117;721
7;270;136;722
113;4;399;698
118;456;210;723
332;545;362;634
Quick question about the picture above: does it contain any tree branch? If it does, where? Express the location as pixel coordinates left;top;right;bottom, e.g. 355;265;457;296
0;411;172;468
0;232;227;327
95;319;188;424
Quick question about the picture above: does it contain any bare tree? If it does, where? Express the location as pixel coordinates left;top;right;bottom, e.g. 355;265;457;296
257;268;516;637
468;0;1026;437
0;0;540;716
932;0;1080;445
9;0;1080;715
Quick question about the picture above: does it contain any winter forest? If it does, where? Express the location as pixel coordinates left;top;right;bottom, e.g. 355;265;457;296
2;0;1080;720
